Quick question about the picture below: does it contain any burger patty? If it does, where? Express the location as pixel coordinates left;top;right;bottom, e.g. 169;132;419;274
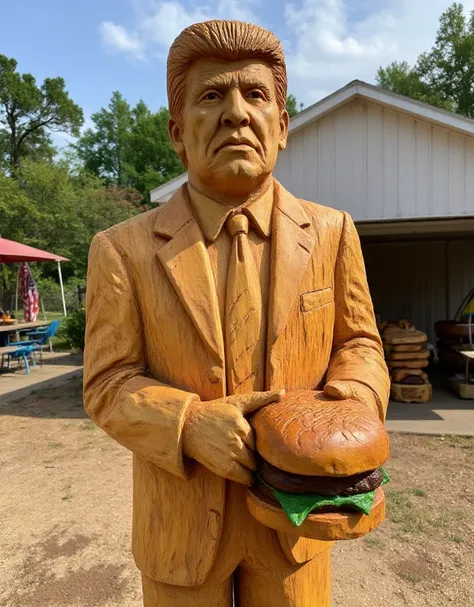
254;482;356;513
259;458;383;496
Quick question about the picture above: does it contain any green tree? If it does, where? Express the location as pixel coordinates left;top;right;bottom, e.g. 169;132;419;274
0;159;141;282
286;94;304;118
125;102;183;194
76;92;182;198
377;3;474;117
76;91;132;185
0;55;83;171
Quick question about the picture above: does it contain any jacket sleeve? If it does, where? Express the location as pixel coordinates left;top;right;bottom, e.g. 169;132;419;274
324;212;390;420
83;231;199;479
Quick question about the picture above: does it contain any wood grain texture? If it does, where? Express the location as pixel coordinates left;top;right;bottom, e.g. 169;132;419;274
84;20;389;602
251;390;389;476
84;181;389;584
246;487;386;541
392;344;424;352
390;383;432;403
387;349;430;360
142;480;332;605
225;214;265;393
84;181;389;585
383;328;427;345
387;359;429;369
392;369;429;383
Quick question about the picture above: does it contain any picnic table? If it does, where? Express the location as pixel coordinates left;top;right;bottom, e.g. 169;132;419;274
0;320;50;334
0;320;51;348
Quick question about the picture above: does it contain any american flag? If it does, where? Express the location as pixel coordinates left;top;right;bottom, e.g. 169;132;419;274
20;263;39;322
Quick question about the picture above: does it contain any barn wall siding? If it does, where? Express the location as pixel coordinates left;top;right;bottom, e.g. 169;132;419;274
363;238;474;343
274;99;474;221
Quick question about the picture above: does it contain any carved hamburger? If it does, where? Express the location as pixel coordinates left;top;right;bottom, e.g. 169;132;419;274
246;390;390;541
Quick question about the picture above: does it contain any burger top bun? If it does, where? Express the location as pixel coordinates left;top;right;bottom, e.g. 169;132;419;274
251;390;389;477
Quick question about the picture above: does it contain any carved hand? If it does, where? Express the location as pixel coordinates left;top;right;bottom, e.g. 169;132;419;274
324;381;380;417
182;390;285;485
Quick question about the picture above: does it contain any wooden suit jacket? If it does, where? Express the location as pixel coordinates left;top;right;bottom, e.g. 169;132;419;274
83;180;390;586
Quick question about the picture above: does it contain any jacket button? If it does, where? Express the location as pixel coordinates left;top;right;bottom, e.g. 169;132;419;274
206;367;222;384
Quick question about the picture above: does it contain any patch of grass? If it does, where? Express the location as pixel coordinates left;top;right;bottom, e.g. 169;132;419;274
79;422;96;431
386;489;425;533
449;535;464;543
387;487;463;539
410;489;427;498
431;509;462;530
48;442;63;449
386;489;423;532
445;436;474;450
364;536;385;549
61;484;73;501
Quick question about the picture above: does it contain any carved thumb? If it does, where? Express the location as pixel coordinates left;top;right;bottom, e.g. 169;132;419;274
227;389;285;415
324;381;350;400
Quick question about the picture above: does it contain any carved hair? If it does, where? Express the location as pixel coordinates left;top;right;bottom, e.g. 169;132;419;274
167;20;287;123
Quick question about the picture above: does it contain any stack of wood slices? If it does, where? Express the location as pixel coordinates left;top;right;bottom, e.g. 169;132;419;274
379;320;432;403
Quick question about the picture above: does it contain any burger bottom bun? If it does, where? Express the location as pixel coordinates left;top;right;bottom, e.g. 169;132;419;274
246;486;386;541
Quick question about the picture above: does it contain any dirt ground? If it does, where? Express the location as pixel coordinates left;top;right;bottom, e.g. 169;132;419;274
1;375;473;607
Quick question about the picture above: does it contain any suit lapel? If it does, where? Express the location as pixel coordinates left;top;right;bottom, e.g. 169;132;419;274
155;186;224;364
268;181;316;348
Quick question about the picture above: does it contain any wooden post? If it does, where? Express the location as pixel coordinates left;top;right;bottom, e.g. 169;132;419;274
57;261;67;317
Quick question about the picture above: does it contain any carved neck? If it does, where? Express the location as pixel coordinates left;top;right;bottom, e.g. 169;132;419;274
187;173;273;208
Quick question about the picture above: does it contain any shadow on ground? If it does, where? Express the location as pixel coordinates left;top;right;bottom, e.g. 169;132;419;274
0;372;87;419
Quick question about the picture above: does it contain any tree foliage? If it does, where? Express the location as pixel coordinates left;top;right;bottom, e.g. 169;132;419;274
377;3;474;117
0;54;83;171
76;92;183;198
286;94;304;118
0;159;141;281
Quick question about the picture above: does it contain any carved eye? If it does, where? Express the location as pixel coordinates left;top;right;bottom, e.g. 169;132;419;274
248;90;263;99
204;92;219;101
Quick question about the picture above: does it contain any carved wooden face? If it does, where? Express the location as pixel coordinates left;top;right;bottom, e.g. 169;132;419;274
169;58;289;196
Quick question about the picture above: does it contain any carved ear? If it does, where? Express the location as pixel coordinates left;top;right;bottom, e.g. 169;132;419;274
168;118;187;167
168;118;185;156
278;109;289;151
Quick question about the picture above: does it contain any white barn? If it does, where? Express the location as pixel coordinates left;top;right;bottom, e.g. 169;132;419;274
150;81;474;343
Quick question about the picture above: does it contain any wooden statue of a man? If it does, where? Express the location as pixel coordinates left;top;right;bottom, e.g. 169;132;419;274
84;20;390;606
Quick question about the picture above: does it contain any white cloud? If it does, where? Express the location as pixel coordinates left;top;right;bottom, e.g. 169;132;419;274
284;0;474;107
99;0;474;109
99;21;146;60
99;0;258;59
140;2;210;48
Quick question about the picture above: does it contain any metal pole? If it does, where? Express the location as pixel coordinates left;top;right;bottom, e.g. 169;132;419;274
57;261;67;317
15;266;20;315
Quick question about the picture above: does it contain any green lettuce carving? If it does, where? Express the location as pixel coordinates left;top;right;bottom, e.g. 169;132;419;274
261;467;390;527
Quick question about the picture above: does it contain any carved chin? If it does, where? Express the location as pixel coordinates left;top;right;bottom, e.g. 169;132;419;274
211;157;265;179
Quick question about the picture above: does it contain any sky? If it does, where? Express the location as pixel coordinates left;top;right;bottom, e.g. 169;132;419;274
2;0;474;139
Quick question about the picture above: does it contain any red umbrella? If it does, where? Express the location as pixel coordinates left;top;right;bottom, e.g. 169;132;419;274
0;237;69;316
0;237;69;263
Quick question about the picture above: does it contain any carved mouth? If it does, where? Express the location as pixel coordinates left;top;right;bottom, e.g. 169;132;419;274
216;138;256;153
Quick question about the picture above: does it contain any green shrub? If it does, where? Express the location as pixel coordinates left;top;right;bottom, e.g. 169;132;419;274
63;307;86;350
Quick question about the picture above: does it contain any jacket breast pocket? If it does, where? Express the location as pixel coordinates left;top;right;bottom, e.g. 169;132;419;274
300;288;334;313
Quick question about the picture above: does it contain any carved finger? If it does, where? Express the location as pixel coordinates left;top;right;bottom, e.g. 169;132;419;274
233;441;256;471
234;417;256;452
223;461;253;485
227;389;285;415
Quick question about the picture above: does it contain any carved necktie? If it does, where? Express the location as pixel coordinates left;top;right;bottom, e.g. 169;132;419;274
225;213;265;394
